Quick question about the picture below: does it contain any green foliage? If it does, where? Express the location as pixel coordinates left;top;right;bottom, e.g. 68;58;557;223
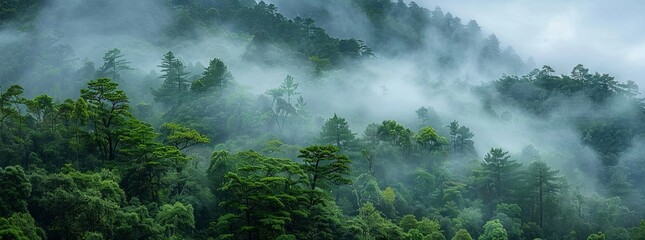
119;119;188;202
524;161;560;227
477;148;521;205
451;229;473;240
27;167;126;240
153;51;191;107
81;78;130;162
400;215;418;232
156;202;195;238
446;121;475;155
299;145;351;190
211;150;308;239
0;212;45;240
0;165;31;216
631;220;645;240
264;75;306;134
191;58;230;94
355;202;405;239
587;232;605;240
382;186;396;206
2;2;645;240
160;122;210;152
320;113;356;151
479;219;508;240
96;48;133;82
378;120;414;154
415;126;448;152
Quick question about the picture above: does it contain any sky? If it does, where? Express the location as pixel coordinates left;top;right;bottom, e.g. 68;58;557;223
417;0;645;87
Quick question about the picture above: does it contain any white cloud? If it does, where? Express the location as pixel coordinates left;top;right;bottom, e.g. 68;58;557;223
417;0;645;85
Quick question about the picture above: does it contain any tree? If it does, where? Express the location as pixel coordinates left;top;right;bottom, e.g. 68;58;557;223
479;219;508;240
264;75;305;133
447;121;475;154
59;98;90;167
399;214;418;232
156;202;195;238
159;122;210;153
0;213;46;240
0;166;31;216
452;229;473;240
631;220;645;240
80;78;130;162
354;203;405;239
320;113;355;151
95;48;133;82
191;57;230;93
493;204;522;240
377;120;414;154
415;126;448;163
587;232;606;240
214;152;307;240
416;106;442;128
27;166;126;240
525;161;560;228
479;148;521;203
153;51;190;106
119;119;187;202
0;85;23;128
298;145;351;191
25;95;56;131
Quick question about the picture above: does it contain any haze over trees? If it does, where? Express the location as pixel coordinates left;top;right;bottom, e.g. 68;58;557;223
1;1;645;240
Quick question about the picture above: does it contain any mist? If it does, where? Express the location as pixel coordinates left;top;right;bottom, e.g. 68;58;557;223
419;0;645;87
0;0;616;190
1;1;643;239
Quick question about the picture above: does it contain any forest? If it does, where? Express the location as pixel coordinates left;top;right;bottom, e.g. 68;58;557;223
1;0;645;239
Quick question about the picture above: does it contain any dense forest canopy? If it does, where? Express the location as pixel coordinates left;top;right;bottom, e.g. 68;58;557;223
1;0;645;240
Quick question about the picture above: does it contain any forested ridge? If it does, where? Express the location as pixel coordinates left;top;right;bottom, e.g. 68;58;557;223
1;1;645;240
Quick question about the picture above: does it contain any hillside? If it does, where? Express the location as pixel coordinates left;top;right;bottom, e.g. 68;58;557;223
1;1;644;240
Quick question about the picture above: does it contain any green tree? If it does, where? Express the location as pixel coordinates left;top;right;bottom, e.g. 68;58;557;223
264;75;305;133
479;219;508;240
214;152;306;240
447;121;475;154
587;232;605;240
119;119;187;202
452;229;473;240
298;145;351;191
415;126;447;152
95;48;133;82
0;212;46;240
80;78;130;162
399;214;418;232
159;122;210;153
156;202;195;238
113;205;163;239
59;98;90;167
191;57;230;93
479;148;521;204
417;217;442;236
525;161;560;228
0;85;23;131
355;202;405;239
415;126;448;166
153;51;190;106
320;113;355;151
25;94;56;132
493;204;522;240
631;220;645;240
0;166;31;216
377;120;414;154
